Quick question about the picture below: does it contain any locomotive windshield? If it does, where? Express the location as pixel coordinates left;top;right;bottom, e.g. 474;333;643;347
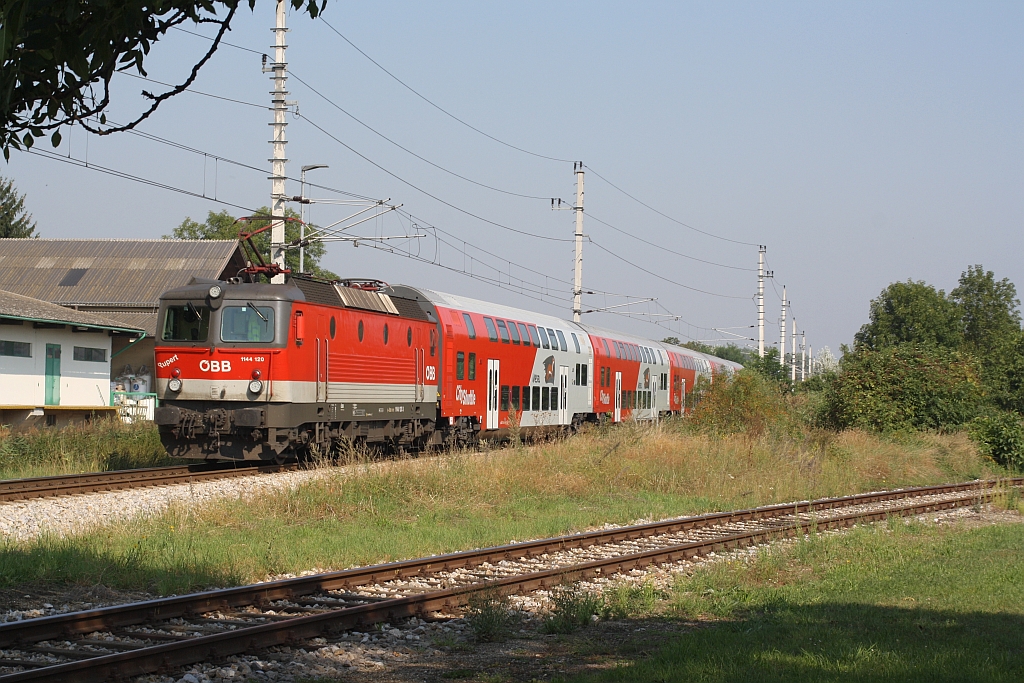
162;303;210;342
221;305;276;342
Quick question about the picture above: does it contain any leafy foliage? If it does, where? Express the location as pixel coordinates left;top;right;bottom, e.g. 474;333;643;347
167;208;338;280
0;0;325;157
853;280;963;351
688;369;788;437
819;345;983;432
968;413;1024;471
0;174;35;237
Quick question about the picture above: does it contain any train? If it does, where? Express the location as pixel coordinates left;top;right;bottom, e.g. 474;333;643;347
152;274;742;461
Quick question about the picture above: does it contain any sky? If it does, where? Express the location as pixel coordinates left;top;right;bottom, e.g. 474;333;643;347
6;1;1022;356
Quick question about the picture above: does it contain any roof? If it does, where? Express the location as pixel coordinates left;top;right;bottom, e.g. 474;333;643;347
0;239;245;307
0;290;144;333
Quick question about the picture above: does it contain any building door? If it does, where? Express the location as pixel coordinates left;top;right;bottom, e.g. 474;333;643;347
558;365;569;424
45;343;61;406
487;359;500;430
614;371;622;423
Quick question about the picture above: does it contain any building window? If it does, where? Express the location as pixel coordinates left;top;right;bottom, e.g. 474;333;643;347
496;320;510;343
522;385;531;411
517;323;531;346
73;346;106;362
468;352;477;380
500;385;510;411
507;321;521;344
456;351;465;380
462;313;476;339
483;317;499;342
0;340;30;357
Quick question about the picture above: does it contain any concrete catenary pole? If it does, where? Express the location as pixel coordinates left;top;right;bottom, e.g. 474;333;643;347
779;286;787;369
269;0;291;283
800;331;806;381
572;162;585;323
791;317;798;383
758;246;765;358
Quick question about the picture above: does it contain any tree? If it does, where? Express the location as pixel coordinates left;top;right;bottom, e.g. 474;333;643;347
0;1;325;157
853;280;963;351
951;265;1021;359
819;344;983;432
0;175;36;237
167;208;338;280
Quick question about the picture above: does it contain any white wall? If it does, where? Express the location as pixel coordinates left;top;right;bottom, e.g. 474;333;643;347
0;323;112;408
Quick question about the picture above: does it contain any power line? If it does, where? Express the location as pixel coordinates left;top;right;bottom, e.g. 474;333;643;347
297;113;572;242
584;165;759;247
586;212;755;272
290;71;556;201
588;240;751;300
320;18;574;164
27;147;256;213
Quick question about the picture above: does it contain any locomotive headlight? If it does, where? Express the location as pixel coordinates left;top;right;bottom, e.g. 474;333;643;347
248;379;263;394
208;285;223;299
168;378;183;392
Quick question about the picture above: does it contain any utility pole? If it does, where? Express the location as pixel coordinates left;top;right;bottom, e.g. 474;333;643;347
267;0;293;284
299;164;328;274
779;286;787;369
572;162;585;323
800;331;806;382
791;317;798;383
758;246;765;357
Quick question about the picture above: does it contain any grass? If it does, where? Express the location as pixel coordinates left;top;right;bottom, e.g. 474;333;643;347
0;419;1006;595
562;519;1024;683
0;419;171;480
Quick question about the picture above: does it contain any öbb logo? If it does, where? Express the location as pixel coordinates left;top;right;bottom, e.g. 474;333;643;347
199;360;232;372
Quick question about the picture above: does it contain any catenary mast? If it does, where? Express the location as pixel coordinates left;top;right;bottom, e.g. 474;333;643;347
268;0;292;283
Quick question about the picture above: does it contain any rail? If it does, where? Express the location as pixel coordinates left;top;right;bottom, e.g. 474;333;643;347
0;477;1018;682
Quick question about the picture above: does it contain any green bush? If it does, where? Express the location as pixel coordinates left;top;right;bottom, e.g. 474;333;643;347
968;413;1024;471
819;344;983;432
688;369;788;437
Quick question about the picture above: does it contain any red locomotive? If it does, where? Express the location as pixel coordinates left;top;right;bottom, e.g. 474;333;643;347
154;276;740;460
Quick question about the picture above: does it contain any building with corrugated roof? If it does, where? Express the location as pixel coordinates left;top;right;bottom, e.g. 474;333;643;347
0;239;247;382
0;290;145;429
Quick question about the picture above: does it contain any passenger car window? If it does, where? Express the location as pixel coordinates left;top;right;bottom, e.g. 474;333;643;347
462;313;477;339
528;324;541;346
483;317;499;342
517;323;531;346
162;303;210;342
220;306;274;343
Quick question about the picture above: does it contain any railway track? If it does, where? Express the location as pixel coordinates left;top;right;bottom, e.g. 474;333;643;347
0;477;1018;682
0;463;301;503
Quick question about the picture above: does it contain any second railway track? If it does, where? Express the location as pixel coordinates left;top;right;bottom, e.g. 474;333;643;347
0;477;1019;682
0;463;302;503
